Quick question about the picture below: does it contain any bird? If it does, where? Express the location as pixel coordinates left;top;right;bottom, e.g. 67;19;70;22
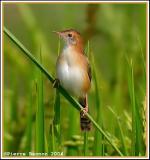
53;29;91;131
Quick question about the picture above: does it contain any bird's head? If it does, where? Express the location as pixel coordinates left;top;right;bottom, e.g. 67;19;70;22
53;29;84;48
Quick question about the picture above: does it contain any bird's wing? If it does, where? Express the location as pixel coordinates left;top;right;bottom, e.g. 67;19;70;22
87;62;92;82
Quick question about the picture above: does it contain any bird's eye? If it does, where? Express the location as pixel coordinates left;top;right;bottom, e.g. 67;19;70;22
68;33;72;37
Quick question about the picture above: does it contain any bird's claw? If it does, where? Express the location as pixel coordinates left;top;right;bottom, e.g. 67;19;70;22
81;107;88;116
53;78;60;88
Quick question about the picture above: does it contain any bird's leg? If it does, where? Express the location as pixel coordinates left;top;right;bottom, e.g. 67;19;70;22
82;95;88;116
53;78;60;88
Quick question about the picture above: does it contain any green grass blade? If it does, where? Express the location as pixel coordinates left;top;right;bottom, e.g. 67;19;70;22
53;89;61;149
107;106;128;155
53;90;60;133
83;132;88;156
127;58;145;155
4;27;123;156
67;107;78;156
82;41;90;157
126;58;136;156
49;38;61;154
136;35;146;155
35;49;45;152
135;99;145;155
93;67;103;156
55;36;61;145
49;123;55;153
25;86;33;155
44;134;48;153
88;45;103;155
53;37;61;150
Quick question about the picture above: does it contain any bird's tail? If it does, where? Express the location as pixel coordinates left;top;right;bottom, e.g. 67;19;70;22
79;97;91;131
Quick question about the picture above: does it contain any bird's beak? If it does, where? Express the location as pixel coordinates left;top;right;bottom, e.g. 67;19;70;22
53;31;63;37
53;31;67;42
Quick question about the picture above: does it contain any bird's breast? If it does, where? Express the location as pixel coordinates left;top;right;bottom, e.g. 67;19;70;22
57;60;85;97
56;46;90;97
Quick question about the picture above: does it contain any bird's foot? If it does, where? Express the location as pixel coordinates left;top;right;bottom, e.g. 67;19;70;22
81;106;88;116
53;78;60;88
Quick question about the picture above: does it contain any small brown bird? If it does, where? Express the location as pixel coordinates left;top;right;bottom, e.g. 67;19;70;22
54;29;91;131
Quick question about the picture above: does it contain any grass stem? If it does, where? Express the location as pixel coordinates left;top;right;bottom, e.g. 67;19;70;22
83;131;88;156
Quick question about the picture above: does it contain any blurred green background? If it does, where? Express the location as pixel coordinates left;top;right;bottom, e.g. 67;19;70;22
3;3;147;156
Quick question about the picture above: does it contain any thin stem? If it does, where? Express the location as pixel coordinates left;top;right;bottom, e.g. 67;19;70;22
83;131;88;156
107;106;128;155
52;123;55;152
130;60;136;156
